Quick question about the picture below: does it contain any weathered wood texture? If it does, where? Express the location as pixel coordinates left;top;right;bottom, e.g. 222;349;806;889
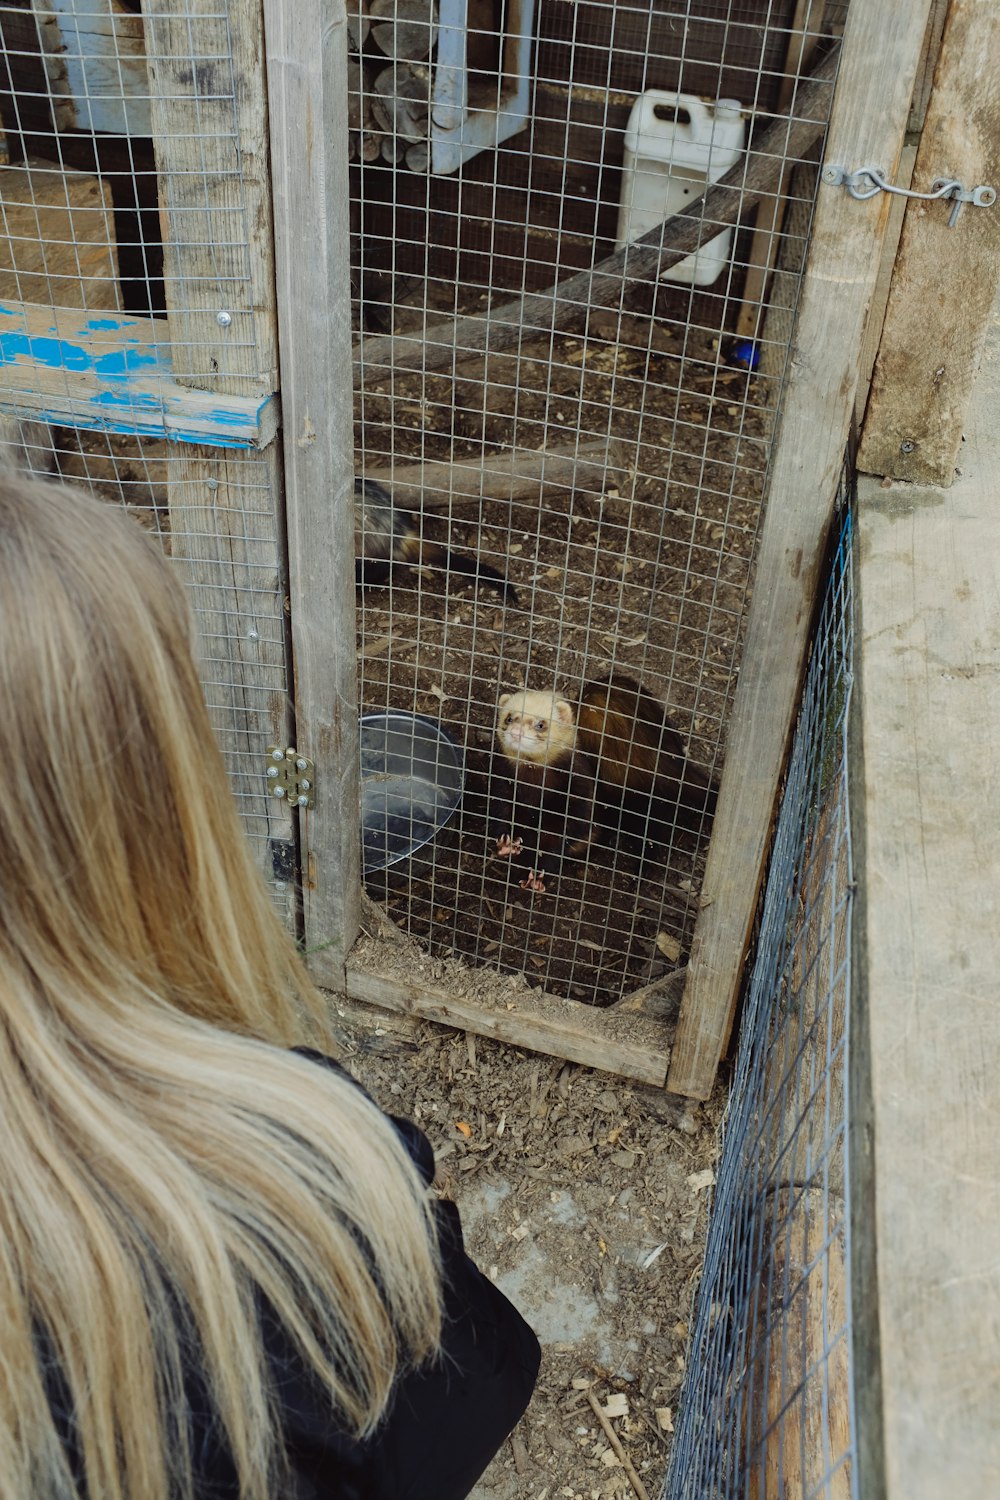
734;0;818;341
746;1188;852;1500
855;146;916;430
35;0;149;136
0;299;277;445
346;966;671;1087
857;0;1000;486
141;0;294;898
355;44;841;382
0;158;119;307
265;0;361;984
143;0;277;395
851;290;1000;1496
667;0;934;1099
365;437;632;508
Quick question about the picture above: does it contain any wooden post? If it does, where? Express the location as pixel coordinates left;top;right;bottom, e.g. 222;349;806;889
667;0;934;1099
733;0;818;344
857;0;1000;487
264;0;361;985
141;0;296;917
850;288;1000;1498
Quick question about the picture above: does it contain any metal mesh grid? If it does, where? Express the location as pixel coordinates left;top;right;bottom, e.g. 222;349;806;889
0;2;289;874
663;492;855;1498
350;0;846;1002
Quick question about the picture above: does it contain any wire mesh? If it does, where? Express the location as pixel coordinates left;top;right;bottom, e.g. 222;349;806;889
663;491;855;1499
350;0;847;1002
0;2;291;880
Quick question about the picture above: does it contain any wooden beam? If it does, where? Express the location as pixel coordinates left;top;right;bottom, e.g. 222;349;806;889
142;0;278;396
264;0;361;983
345;967;671;1087
857;0;1000;486
667;0;934;1099
850;291;1000;1497
734;0;819;343
353;45;842;383
0;299;278;446
140;0;296;911
365;437;632;508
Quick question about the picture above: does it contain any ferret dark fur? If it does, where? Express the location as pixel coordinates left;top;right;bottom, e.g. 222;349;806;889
355;477;515;601
493;673;717;889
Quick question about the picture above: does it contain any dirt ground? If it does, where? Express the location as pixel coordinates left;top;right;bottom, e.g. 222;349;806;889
331;998;728;1499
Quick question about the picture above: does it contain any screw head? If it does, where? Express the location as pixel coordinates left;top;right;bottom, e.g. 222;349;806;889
296;758;308;771
266;766;279;779
217;310;232;328
273;785;286;798
296;794;310;806
900;440;915;454
298;778;311;791
270;748;284;762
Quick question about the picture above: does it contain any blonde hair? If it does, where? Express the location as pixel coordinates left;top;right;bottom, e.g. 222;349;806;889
0;472;442;1499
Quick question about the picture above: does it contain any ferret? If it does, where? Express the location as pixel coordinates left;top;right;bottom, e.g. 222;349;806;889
354;477;515;601
493;673;718;891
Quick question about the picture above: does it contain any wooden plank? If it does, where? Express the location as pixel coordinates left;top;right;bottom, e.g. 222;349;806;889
734;0;818;343
851;292;1000;1497
0;158;120;309
40;0;150;137
366;437;631;507
137;0;295;903
346;967;671;1087
667;0;934;1099
855;146;916;430
264;0;361;983
354;44;842;382
746;1188;852;1499
0;299;278;445
856;0;1000;487
142;0;277;395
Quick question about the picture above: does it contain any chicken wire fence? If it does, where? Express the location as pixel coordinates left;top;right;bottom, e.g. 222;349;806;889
0;2;294;908
663;494;855;1499
350;0;848;1003
0;1;850;994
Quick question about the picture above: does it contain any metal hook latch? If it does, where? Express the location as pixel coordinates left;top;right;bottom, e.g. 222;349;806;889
822;163;997;226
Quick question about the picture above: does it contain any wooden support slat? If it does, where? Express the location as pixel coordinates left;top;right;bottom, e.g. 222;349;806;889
365;438;632;508
734;0;818;343
142;0;278;396
667;0;934;1099
345;967;671;1087
141;0;295;904
0;300;277;446
264;0;361;983
746;1188;852;1500
857;0;1000;487
851;291;1000;1497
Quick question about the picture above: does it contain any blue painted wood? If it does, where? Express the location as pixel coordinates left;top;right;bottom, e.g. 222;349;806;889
0;301;278;449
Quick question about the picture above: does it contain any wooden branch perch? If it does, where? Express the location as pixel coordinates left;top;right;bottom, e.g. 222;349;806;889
354;44;840;383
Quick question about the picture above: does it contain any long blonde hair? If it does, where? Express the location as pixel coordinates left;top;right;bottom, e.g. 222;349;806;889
0;472;442;1499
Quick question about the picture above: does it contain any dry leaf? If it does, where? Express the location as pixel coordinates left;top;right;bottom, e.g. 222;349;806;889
655;932;682;962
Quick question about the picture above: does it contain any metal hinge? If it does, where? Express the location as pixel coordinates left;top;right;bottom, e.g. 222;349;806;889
822;163;997;227
265;746;315;808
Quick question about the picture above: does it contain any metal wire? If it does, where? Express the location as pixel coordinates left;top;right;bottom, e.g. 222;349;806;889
663;492;856;1499
351;0;846;1003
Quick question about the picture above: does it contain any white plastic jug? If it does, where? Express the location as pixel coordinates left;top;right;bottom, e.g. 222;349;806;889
616;92;745;287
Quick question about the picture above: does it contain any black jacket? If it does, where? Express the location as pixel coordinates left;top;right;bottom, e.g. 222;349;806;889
50;1049;540;1499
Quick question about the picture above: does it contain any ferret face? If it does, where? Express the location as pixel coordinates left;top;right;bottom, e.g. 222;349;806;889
496;690;576;765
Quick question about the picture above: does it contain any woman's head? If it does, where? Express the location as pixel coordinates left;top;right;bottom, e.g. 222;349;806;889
0;472;442;1500
0;467;314;1042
